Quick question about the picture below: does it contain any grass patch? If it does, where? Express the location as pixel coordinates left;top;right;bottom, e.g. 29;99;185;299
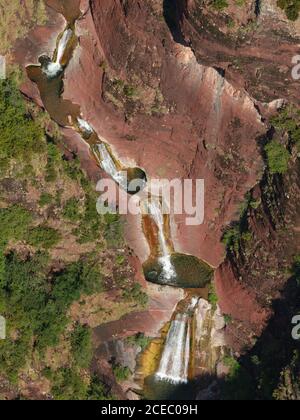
26;226;62;249
63;198;81;222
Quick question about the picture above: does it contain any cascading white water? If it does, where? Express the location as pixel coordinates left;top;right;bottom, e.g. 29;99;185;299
155;297;199;384
146;200;176;282
77;118;94;136
156;314;191;384
97;143;128;190
43;29;73;78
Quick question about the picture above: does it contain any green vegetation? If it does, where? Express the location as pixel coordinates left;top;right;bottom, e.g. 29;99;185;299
0;251;105;383
50;368;88;401
0;76;127;400
122;283;148;307
70;324;93;369
208;283;218;310
222;224;241;253
0;79;45;172
45;369;114;400
26;226;61;249
264;141;290;175
270;105;300;152
111;79;138;99
0;205;32;247
45;143;61;182
0;0;47;54
39;192;54;207
211;0;229;10
112;363;131;382
277;0;300;21
87;375;115;400
126;333;151;350
63;197;81;222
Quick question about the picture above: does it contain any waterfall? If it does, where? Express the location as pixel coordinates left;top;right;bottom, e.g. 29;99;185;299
77;118;94;136
97;143;127;190
146;200;176;282
155;297;199;384
156;314;191;384
43;29;73;78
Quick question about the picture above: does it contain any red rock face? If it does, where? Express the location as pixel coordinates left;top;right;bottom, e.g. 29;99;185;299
14;0;299;352
62;0;266;269
173;0;300;103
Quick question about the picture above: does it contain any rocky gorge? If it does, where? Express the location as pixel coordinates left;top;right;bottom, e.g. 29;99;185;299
5;0;300;400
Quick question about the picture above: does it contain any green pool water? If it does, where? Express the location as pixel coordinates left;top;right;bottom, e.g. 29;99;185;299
143;253;214;288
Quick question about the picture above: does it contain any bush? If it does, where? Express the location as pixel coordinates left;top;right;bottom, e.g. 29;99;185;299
212;0;229;10
45;143;61;182
112;363;131;382
26;226;61;249
126;333;151;350
70;324;93;369
39;192;53;207
222;225;241;253
264;141;290;174
208;283;218;310
277;0;300;21
0;79;44;172
51;368;88;400
122;283;148;307
0;205;32;247
63;198;81;222
87;375;114;400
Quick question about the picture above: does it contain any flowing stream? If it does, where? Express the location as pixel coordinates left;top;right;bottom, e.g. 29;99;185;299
26;3;215;397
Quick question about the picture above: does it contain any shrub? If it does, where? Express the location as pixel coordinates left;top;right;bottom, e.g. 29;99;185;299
208;283;218;310
26;226;61;249
277;0;300;21
126;333;151;350
264;141;290;174
222;225;241;253
122;283;148;307
45;143;61;182
51;368;88;400
87;375;114;400
0;79;44;172
63;198;81;222
112;363;131;382
212;0;229;10
0;205;32;246
39;192;53;207
70;324;93;369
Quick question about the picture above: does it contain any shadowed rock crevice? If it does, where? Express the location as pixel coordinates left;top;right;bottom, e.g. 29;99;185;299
163;0;189;46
